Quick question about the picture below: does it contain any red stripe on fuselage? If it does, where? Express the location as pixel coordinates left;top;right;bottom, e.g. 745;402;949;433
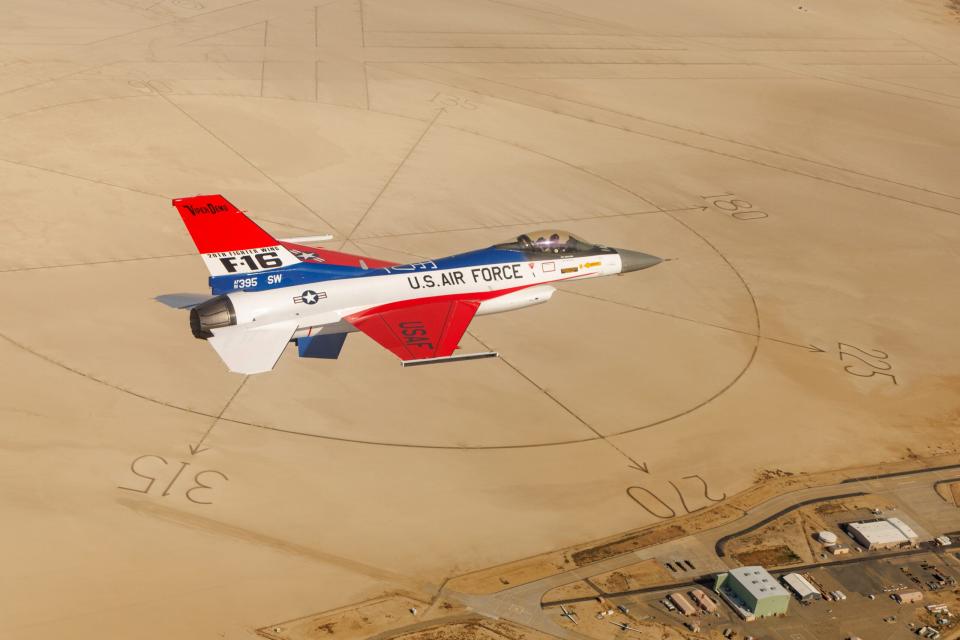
280;241;399;268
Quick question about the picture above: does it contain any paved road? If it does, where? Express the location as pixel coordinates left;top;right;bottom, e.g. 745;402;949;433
543;542;956;606
441;464;960;639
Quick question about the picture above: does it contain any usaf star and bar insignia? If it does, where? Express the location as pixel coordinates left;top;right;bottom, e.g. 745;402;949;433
293;290;326;305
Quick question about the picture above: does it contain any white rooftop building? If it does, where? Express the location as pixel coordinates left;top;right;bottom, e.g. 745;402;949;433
847;518;919;549
782;573;821;601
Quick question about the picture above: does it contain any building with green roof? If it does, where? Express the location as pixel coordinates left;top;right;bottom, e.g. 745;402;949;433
714;566;790;621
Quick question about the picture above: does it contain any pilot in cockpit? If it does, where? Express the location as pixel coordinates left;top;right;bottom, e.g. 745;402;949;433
495;230;613;255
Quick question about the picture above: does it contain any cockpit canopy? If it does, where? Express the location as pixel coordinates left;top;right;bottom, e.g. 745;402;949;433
494;230;605;254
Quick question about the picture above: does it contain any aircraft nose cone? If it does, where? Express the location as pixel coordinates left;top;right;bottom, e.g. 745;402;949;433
617;249;662;273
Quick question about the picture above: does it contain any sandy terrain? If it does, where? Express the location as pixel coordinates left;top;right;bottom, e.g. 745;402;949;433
390;619;559;640
556;602;696;640
540;580;597;605
943;482;960;506
590;559;674;593
1;0;959;638
260;593;465;640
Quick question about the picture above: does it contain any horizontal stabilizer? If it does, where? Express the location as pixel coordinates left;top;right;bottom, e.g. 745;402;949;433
155;293;213;309
208;320;298;374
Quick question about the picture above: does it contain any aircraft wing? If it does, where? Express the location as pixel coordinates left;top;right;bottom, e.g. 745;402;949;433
345;299;480;362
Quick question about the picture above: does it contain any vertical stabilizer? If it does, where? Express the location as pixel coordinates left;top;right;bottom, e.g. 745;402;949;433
172;195;300;276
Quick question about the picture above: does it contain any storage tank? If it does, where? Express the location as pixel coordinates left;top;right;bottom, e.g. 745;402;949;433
817;531;838;544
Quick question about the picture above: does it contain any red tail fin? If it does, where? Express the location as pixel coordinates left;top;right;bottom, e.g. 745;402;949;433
172;195;299;276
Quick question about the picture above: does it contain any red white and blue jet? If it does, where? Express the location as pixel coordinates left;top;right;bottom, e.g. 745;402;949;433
170;195;662;374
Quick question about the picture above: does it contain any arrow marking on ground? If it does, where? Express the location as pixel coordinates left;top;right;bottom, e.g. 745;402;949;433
564;290;826;354
189;376;249;455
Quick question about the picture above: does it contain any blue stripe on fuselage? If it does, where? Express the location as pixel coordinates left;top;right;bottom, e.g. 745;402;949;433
209;262;366;294
208;247;526;294
432;248;521;270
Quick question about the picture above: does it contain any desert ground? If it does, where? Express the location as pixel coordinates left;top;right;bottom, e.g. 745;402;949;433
0;0;959;637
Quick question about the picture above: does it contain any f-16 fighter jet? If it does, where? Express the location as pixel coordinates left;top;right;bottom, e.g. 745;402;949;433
171;194;662;374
